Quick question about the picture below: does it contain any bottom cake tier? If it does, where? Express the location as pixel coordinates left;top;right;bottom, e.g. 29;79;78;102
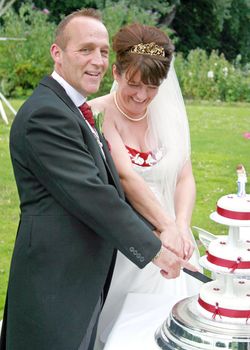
197;278;250;324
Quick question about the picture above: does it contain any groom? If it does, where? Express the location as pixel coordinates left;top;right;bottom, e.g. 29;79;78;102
0;8;191;350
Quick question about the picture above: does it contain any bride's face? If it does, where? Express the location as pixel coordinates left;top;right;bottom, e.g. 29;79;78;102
113;67;159;116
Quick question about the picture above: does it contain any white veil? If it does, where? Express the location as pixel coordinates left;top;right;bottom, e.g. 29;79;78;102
111;58;191;217
146;57;190;161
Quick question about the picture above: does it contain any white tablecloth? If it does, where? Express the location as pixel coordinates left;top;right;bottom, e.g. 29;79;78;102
103;293;185;350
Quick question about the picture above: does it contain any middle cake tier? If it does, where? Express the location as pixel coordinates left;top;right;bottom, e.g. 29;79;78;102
200;235;250;274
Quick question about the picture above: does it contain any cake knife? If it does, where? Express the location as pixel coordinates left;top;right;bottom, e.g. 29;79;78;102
183;268;213;283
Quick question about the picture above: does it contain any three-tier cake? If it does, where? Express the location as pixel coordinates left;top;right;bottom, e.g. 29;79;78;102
198;167;250;324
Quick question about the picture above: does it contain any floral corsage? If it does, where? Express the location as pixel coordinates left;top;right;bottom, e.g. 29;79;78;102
93;110;104;133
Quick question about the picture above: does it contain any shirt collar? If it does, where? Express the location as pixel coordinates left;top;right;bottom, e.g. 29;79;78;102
51;71;86;107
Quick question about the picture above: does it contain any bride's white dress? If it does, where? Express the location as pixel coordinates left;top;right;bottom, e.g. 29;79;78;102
94;144;202;348
93;65;201;349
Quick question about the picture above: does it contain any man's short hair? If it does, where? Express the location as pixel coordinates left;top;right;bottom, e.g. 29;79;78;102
55;8;102;49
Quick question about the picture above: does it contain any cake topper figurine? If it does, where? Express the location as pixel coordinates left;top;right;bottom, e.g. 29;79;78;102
236;164;247;197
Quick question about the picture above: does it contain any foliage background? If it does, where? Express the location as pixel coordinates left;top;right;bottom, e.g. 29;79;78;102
12;0;250;64
0;0;249;100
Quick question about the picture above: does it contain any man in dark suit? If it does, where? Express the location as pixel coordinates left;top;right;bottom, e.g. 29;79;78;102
0;8;193;350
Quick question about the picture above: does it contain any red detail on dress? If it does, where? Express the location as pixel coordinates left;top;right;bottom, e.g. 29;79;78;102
217;206;250;220
125;145;157;167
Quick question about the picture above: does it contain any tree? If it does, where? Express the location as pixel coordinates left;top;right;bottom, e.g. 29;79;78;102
171;0;250;64
220;0;250;64
14;0;103;23
14;0;177;24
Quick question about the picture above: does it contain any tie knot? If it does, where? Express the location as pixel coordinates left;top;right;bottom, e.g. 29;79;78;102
79;102;95;127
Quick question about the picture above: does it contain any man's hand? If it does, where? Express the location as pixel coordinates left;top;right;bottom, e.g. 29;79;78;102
152;246;198;279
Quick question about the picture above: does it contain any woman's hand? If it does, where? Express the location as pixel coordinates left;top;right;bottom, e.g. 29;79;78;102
180;233;194;260
157;222;194;260
177;223;194;260
157;222;184;258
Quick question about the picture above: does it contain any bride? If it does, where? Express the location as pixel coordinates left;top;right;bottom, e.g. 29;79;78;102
89;23;202;349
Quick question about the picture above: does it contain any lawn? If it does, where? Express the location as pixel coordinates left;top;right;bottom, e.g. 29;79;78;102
0;99;249;318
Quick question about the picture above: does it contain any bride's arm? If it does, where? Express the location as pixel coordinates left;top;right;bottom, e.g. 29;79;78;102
103;118;184;257
174;160;196;259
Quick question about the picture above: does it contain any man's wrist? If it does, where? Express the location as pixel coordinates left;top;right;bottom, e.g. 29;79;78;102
152;244;163;262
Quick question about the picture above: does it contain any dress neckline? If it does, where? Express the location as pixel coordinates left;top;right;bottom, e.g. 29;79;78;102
125;145;151;156
125;145;162;167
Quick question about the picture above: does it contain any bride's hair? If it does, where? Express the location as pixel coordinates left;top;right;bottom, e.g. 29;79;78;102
112;23;174;86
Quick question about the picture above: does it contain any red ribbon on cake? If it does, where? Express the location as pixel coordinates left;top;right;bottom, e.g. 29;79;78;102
217;206;250;220
198;297;250;322
207;252;250;270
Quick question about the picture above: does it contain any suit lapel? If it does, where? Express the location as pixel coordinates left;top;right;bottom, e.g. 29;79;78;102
40;77;105;158
39;76;124;198
40;76;84;121
98;132;125;199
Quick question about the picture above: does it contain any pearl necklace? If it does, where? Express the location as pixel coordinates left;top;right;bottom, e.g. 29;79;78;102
113;92;147;122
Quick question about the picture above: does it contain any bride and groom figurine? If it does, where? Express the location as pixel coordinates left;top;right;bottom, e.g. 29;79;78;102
236;164;247;197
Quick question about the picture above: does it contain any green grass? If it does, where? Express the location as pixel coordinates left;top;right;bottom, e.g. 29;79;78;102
0;99;24;318
189;102;250;238
0;99;250;319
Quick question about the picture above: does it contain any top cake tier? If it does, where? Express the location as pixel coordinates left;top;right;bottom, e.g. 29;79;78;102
210;194;250;226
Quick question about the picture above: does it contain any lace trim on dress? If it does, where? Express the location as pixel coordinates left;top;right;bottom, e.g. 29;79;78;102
125;145;163;167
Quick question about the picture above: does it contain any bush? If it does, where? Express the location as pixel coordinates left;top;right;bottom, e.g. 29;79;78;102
175;49;250;102
0;2;55;97
0;0;171;99
0;2;249;102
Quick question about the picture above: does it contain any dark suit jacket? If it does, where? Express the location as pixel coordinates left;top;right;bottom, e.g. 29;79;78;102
0;76;161;350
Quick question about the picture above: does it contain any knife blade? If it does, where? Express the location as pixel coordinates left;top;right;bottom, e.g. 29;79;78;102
183;268;212;283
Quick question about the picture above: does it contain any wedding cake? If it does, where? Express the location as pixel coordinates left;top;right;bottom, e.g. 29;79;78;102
198;165;250;324
155;166;250;349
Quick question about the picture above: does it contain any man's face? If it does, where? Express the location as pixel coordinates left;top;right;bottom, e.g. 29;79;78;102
51;16;109;96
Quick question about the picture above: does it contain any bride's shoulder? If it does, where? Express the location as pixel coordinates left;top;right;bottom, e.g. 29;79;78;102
89;94;112;114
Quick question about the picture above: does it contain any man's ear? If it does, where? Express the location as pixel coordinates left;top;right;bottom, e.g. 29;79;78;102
50;43;62;64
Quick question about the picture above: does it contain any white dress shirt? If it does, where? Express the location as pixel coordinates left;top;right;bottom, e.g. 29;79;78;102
51;71;105;158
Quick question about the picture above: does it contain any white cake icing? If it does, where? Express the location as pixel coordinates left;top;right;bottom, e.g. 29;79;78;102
218;194;250;214
198;187;250;324
217;194;250;214
210;194;250;226
197;279;250;324
203;236;250;274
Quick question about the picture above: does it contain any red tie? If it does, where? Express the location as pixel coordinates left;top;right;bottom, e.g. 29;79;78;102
79;102;95;128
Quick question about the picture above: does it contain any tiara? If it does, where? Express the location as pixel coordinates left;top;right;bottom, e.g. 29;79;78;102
129;42;165;57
